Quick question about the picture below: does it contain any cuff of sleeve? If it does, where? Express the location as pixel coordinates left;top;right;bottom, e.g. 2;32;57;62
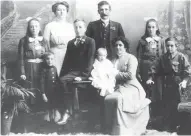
21;65;25;75
81;71;89;77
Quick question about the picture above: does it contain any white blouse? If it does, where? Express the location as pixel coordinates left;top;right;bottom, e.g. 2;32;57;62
43;21;75;48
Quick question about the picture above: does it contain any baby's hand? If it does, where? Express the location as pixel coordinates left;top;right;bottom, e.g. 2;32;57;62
42;94;48;102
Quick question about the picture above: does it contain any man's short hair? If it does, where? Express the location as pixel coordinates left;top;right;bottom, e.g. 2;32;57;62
98;1;111;10
73;19;86;27
165;37;178;47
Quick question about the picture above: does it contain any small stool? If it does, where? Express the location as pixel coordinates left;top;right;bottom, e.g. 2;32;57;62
72;80;92;113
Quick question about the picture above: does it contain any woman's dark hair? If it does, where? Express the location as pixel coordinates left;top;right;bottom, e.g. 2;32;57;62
165;36;178;47
112;36;130;53
26;18;42;37
52;1;69;13
143;18;160;38
98;1;111;10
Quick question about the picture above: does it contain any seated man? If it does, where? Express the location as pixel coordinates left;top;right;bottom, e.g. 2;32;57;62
58;19;96;125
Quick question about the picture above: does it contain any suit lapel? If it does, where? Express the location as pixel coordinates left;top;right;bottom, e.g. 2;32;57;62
109;20;115;41
109;21;115;59
98;20;103;40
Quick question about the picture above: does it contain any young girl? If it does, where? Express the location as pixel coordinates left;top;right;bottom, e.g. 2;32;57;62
18;18;48;104
90;48;118;97
147;37;191;131
136;18;166;117
40;52;61;122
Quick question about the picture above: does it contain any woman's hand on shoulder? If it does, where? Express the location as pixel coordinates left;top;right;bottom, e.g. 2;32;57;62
20;75;26;80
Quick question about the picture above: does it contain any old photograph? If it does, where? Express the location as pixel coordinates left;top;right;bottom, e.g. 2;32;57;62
1;0;191;135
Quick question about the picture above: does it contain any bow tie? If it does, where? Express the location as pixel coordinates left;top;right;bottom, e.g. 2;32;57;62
146;36;160;43
29;36;43;43
74;37;85;45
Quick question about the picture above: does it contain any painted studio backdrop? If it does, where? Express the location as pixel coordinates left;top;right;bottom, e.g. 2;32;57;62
1;0;191;74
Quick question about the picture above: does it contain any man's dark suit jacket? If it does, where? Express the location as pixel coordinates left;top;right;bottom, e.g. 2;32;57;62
86;20;125;59
60;36;96;79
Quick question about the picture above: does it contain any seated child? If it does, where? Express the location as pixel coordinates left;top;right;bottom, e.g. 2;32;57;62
147;37;191;131
90;48;118;97
40;52;61;122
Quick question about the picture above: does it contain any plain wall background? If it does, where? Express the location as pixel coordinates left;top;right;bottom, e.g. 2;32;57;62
75;0;170;55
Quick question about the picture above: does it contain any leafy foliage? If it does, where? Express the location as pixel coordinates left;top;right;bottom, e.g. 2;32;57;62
1;79;35;115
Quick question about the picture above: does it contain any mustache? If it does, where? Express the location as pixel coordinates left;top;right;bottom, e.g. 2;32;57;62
101;14;108;16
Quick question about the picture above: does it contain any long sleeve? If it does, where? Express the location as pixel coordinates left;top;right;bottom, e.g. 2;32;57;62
181;55;191;81
18;38;25;75
43;24;51;50
136;40;142;75
148;57;163;80
91;67;100;80
116;55;137;81
118;23;125;37
86;22;93;38
40;69;45;94
82;38;96;77
60;44;70;77
42;39;50;52
161;38;166;55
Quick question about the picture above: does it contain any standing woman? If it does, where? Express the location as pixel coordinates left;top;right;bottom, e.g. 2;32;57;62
43;1;75;76
104;36;151;135
18;18;47;101
136;18;166;117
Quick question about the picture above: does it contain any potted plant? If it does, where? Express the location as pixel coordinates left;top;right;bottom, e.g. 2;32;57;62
1;62;35;135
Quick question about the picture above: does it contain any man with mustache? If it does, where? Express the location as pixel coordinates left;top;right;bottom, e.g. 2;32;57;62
86;1;125;60
86;1;125;132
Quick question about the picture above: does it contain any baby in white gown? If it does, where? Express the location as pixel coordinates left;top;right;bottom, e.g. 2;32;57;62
90;48;118;97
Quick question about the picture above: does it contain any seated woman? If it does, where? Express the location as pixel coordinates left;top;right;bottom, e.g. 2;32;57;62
104;36;151;135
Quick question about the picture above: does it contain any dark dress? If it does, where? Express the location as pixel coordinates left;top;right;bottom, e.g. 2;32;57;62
137;36;166;102
18;36;47;89
149;51;191;129
18;36;47;105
